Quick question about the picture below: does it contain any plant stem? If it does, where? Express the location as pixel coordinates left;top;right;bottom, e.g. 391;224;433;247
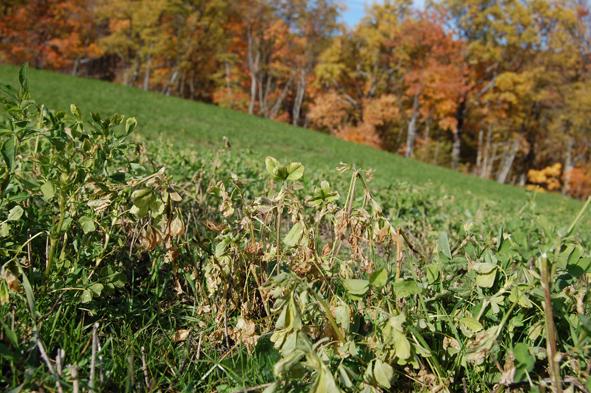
540;255;562;393
330;170;358;264
276;204;282;263
311;290;345;342
45;192;66;276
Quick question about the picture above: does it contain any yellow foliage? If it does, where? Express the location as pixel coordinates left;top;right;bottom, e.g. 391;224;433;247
527;163;562;191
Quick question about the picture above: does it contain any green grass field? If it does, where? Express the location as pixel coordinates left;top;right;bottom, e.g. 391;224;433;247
0;65;582;219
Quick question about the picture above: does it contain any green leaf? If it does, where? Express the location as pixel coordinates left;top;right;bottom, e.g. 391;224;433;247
80;289;92;304
89;283;104;296
438;232;451;259
6;206;23;222
373;359;394;389
18;64;29;92
283;222;304;247
460;316;484;337
0;223;9;237
496;226;504;251
426;263;440;284
265;156;279;176
473;262;496;274
0;319;18;348
70;104;81;118
392;279;422;298
337;364;353;388
392;330;411;360
342;279;369;296
286;162;304;181
0;281;8;304
513;342;534;372
311;364;341;393
125;117;137;134
79;216;96;234
573;257;591;274
334;303;350;332
131;188;153;205
369;268;388;289
474;263;497;288
19;268;35;316
40;181;55;201
215;240;228;258
1;136;15;172
131;188;156;217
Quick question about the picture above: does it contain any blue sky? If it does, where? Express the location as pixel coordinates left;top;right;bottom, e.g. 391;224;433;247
341;0;425;26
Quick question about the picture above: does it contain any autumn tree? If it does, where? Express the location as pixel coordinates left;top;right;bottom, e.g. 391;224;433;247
0;0;100;71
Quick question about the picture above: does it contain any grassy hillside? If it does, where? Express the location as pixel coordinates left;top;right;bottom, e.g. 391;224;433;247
0;65;582;219
1;66;590;392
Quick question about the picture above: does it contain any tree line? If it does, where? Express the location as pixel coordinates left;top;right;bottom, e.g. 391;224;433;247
2;0;591;197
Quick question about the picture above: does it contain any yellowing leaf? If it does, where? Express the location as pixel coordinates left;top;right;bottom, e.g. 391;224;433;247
460;316;484;337
393;329;411;360
373;359;394;389
369;268;388;288
265;156;280;176
283;222;304;247
173;329;190;342
79;216;96;234
342;279;369;296
40;181;55;201
7;206;23;222
474;263;497;288
286;162;304;181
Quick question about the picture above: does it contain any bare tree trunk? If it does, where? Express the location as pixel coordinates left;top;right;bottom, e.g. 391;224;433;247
485;144;498;179
434;142;440;165
475;129;484;174
451;131;461;169
292;70;306;126
163;69;178;96
179;71;185;97
562;136;574;195
249;72;257;114
451;99;466;169
123;66;131;86
143;54;152;91
189;70;195;100
260;75;273;117
405;94;419;158
269;77;293;119
71;58;80;76
480;126;493;178
224;61;231;90
496;139;519;184
247;30;259;115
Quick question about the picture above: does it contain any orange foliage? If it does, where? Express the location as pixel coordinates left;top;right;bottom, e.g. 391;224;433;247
308;91;353;133
308;93;398;148
362;95;400;129
566;167;591;199
336;123;382;149
0;0;100;70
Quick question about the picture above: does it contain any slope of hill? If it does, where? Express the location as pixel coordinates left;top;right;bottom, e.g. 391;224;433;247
2;65;590;392
0;65;581;218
